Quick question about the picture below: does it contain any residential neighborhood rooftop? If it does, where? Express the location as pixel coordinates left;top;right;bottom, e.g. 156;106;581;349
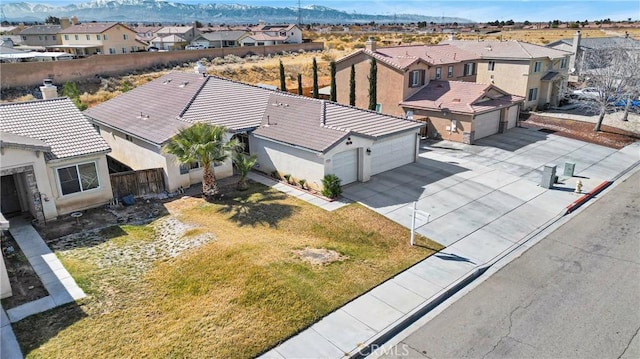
337;44;478;70
0;97;111;160
441;39;572;60
19;25;62;35
401;80;524;114
58;22;128;34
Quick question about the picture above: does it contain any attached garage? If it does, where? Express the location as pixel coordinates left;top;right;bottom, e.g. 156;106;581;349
332;149;358;185
371;133;417;175
507;104;519;129
473;111;500;140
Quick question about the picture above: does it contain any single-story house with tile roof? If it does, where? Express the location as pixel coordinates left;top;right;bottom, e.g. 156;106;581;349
0;98;113;223
401;80;524;144
84;71;424;192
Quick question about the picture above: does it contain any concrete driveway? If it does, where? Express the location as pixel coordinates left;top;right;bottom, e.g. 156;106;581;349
343;126;639;247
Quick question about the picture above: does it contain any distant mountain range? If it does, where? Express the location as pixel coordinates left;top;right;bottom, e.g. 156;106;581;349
0;0;473;24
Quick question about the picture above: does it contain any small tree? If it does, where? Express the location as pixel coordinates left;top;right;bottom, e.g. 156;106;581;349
279;60;286;91
349;64;356;106
297;73;303;95
45;16;60;25
232;151;257;191
61;82;87;110
368;58;377;111
312;57;319;99
163;124;237;200
330;61;337;102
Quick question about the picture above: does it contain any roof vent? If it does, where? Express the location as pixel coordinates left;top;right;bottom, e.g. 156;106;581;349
137;112;149;120
179;81;189;88
452;98;461;102
162;79;172;84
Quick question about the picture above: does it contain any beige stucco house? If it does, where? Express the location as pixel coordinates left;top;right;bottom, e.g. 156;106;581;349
0;96;113;223
401;80;523;143
335;39;478;117
84;72;424;191
19;24;62;48
442;40;572;110
56;22;142;56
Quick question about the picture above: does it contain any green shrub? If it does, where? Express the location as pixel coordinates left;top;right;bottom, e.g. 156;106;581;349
283;174;292;184
321;174;342;199
298;179;307;190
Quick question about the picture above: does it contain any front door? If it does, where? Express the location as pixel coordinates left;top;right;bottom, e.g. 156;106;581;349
1;175;22;217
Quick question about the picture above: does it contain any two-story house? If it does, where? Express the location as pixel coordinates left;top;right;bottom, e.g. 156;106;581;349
241;23;303;46
56;22;142;56
335;38;478;117
156;26;200;43
19;24;62;48
442;39;572;110
190;31;246;48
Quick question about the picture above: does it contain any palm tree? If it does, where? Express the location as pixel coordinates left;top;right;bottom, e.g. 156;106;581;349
163;123;236;200
233;151;257;190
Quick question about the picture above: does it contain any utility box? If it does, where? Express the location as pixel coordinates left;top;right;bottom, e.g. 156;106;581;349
564;162;576;177
541;165;557;189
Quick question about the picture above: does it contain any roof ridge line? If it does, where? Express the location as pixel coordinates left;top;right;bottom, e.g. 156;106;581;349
177;75;210;119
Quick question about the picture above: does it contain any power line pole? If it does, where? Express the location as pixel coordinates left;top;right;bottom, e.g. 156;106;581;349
297;0;302;25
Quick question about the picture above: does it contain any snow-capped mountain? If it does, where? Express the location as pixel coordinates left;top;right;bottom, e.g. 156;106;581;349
0;0;472;24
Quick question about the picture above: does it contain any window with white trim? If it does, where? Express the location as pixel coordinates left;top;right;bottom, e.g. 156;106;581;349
109;48;116;54
488;61;495;71
123;34;128;40
560;57;568;69
96;34;101;40
375;103;382;113
406;110;414;119
74;34;79;40
103;34;108;40
410;70;425;87
447;65;453;78
533;61;542;73
57;162;99;195
86;34;90;40
528;88;538;101
64;34;69;40
435;67;442;80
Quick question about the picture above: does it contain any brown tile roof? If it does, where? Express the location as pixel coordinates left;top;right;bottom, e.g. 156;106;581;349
442;40;571;60
59;22;131;34
0;98;110;160
85;72;208;145
86;72;423;152
401;80;524;114
337;44;477;71
253;93;424;153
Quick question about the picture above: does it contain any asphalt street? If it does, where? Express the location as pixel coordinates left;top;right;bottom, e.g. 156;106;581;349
380;169;640;359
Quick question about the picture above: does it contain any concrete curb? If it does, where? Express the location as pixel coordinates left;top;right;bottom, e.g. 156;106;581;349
565;180;612;214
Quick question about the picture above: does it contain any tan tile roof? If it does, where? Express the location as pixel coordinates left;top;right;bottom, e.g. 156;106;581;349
86;72;423;152
59;22;131;34
442;40;571;60
243;33;287;42
0;98;110;160
85;72;208;145
20;25;61;35
337;44;477;71
401;80;524;114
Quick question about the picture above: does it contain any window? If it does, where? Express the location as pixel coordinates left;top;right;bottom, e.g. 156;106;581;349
22;36;26;40
375;103;382;113
96;34;101;40
560;57;568;69
64;34;69;40
533;61;542;73
39;35;43;40
464;63;476;76
109;48;116;54
406;110;414;119
86;34;90;40
93;124;100;134
488;61;495;71
447;65;453;78
180;162;202;174
410;70;425;87
528;88;538;101
57;162;99;195
75;34;79;40
435;67;442;80
103;34;108;40
122;48;127;53
123;34;128;40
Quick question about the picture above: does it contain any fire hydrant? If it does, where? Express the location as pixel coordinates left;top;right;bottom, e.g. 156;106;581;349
575;179;583;193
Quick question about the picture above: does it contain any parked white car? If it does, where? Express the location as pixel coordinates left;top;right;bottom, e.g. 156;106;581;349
185;44;205;50
571;87;602;100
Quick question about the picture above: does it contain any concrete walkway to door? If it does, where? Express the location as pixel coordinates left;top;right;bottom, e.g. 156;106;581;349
259;127;639;358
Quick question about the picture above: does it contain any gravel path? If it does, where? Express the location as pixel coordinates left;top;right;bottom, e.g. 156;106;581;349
537;106;640;134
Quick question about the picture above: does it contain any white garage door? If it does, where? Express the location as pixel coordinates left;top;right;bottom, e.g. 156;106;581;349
474;111;501;140
332;149;358;185
507;105;519;129
371;133;416;175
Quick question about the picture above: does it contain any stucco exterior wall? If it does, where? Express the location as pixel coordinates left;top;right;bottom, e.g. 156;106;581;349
60;24;140;55
325;135;374;182
1;147;58;220
0;253;11;299
47;154;113;215
476;59;530;98
21;33;60;47
250;135;326;189
409;109;473;143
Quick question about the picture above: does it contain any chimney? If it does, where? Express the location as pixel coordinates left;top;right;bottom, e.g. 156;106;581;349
71;16;79;25
60;17;70;29
365;37;377;52
569;30;581;72
40;79;58;100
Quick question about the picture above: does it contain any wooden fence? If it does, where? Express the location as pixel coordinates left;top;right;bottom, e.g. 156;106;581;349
109;168;165;198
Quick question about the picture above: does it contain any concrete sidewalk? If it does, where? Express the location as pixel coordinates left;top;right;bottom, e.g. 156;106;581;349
260;131;640;358
1;218;87;359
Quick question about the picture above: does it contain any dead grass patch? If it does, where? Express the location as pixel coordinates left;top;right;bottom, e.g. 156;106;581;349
13;183;442;358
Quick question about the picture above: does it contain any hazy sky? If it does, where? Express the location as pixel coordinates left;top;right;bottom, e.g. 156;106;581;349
39;0;640;22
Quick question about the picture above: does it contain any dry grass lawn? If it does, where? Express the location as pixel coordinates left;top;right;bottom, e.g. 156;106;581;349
14;183;442;358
